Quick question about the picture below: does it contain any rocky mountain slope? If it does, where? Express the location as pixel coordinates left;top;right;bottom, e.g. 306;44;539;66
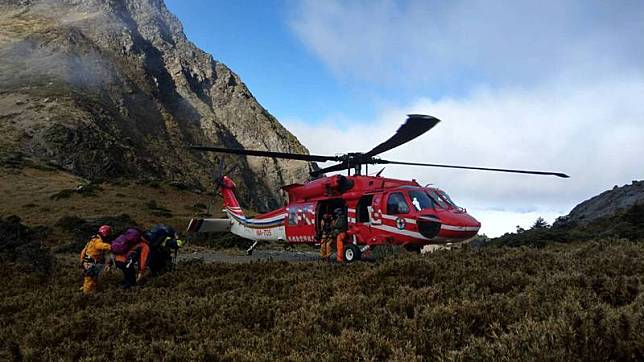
493;180;644;246
555;180;644;227
0;0;314;210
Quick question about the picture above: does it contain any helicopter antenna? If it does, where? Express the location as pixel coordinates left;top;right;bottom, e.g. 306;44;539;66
375;167;386;177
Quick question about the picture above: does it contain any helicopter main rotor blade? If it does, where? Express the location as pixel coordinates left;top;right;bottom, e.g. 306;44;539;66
365;114;440;157
190;145;339;163
376;159;570;178
309;161;349;177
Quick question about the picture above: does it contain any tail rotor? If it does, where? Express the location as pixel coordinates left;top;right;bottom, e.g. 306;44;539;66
212;158;238;190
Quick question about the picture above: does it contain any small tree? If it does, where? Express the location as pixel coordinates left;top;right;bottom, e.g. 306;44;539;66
531;217;550;230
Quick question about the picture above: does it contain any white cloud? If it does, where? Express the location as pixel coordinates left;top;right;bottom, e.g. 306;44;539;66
467;208;562;237
289;0;644;88
284;0;644;237
283;75;644;236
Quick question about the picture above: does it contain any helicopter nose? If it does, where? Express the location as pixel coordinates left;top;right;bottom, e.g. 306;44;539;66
438;212;481;240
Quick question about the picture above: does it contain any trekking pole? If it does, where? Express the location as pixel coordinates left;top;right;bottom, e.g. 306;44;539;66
173;248;178;271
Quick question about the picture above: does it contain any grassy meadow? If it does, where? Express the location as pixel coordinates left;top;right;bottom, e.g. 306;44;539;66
2;238;644;360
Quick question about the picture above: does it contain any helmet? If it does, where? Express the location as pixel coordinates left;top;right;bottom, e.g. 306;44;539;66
98;225;112;238
334;208;344;215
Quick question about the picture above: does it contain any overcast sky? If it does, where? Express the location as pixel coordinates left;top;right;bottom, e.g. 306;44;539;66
167;0;644;236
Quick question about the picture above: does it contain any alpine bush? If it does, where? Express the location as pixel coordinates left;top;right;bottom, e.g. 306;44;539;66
2;240;644;360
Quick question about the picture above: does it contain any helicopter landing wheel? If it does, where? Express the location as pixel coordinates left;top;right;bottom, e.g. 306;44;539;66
344;244;361;263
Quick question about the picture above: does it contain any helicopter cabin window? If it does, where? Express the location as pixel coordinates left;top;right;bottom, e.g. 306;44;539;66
387;192;410;214
288;208;298;225
356;195;374;222
407;190;435;211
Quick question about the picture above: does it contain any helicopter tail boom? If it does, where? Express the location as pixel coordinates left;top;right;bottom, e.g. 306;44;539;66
217;176;245;218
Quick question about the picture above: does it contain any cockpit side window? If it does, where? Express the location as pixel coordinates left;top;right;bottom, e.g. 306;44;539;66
387;192;410;214
407;190;434;211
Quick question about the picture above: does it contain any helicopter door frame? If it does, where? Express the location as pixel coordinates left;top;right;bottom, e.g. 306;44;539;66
314;198;347;240
355;195;374;224
352;194;375;245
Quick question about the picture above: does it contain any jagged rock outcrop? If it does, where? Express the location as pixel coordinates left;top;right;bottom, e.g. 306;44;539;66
555;180;644;227
0;0;314;210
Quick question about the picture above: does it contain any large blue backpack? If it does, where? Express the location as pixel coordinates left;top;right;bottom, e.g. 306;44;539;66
144;224;176;249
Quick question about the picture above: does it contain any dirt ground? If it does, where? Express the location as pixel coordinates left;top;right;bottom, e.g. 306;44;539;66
177;243;384;264
178;248;321;264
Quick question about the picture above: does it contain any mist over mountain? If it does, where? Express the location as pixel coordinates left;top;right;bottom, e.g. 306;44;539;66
0;0;314;211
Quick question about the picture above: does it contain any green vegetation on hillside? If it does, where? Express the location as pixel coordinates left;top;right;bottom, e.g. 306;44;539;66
3;239;644;360
492;204;644;248
0;216;53;274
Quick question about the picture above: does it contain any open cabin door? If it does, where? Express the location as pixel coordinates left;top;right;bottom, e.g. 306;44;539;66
352;194;375;244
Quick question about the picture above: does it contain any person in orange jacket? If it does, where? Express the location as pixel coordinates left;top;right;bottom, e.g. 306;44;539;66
79;225;112;294
114;235;150;288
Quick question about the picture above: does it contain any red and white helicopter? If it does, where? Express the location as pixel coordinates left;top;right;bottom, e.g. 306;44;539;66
187;114;568;261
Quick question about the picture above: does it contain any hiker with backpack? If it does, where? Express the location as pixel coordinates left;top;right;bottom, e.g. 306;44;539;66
112;228;150;288
79;225;113;294
143;224;185;275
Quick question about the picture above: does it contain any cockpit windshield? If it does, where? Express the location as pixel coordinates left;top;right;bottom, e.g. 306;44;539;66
407;190;435;211
436;190;459;208
425;189;449;209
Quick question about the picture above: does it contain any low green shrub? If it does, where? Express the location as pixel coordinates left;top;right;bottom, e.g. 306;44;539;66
53;214;138;253
491;204;644;247
185;232;253;250
2;241;644;360
0;215;53;274
145;200;173;218
49;183;103;200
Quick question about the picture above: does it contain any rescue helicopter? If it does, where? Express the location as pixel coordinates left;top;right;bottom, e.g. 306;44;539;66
187;114;568;261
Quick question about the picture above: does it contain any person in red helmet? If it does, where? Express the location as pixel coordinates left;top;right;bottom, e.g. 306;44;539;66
79;225;113;294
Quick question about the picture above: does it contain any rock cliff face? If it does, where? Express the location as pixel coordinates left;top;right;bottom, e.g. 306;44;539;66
556;180;644;226
0;0;313;210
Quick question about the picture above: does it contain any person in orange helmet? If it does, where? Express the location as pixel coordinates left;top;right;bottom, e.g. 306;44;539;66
79;225;112;294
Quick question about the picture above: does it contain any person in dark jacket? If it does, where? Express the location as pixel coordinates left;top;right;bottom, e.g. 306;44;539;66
143;225;184;275
333;208;348;263
319;212;334;261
